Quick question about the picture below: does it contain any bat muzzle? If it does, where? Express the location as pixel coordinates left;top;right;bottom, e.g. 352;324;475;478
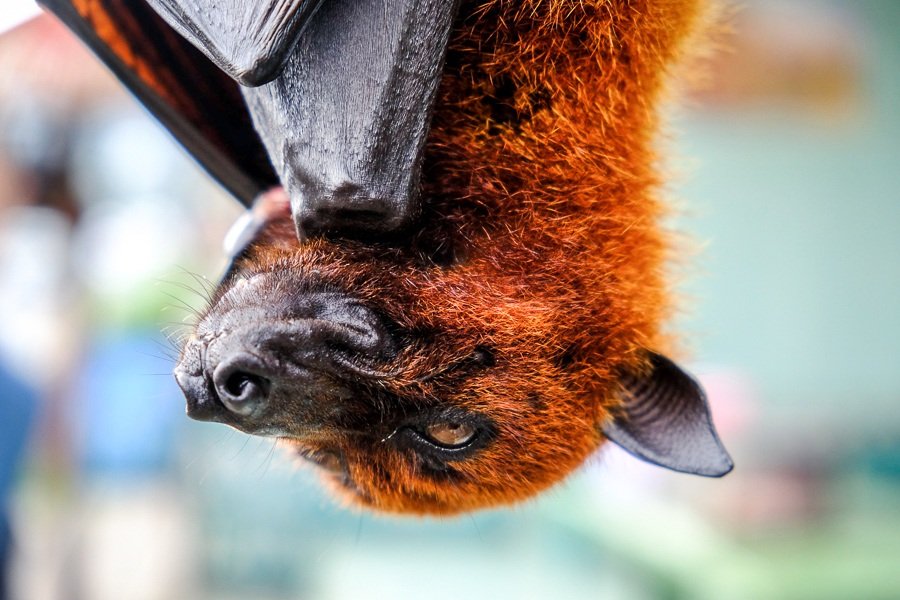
174;291;398;436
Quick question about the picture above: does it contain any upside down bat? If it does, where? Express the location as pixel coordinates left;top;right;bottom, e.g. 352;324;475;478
41;0;733;515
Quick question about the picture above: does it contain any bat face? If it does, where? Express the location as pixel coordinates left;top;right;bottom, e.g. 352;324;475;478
177;191;622;514
43;0;733;515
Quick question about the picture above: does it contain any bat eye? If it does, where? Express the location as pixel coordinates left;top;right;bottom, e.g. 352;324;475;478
424;422;477;448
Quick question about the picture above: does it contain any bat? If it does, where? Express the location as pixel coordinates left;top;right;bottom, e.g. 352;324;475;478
40;0;733;515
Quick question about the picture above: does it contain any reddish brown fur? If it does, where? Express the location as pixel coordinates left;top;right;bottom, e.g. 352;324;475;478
207;0;706;514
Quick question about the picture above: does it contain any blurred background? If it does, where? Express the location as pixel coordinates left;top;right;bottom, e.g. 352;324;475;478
0;0;898;598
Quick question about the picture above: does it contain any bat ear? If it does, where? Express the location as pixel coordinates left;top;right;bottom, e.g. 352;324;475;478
144;0;324;86
602;352;734;477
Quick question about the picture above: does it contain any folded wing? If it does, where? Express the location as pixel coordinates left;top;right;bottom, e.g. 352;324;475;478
144;0;324;86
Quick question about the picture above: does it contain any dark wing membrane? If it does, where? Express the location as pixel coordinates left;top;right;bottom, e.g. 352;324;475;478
39;0;279;206
145;0;325;86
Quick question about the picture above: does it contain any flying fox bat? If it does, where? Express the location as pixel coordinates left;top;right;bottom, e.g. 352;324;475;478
41;0;733;515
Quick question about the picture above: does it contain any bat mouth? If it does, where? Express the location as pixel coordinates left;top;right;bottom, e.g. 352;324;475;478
294;447;361;494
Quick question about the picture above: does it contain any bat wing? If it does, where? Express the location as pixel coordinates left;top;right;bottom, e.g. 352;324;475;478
143;0;324;86
604;353;734;477
39;0;279;207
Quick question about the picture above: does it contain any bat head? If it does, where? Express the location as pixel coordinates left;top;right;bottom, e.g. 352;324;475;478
176;171;732;514
177;190;616;514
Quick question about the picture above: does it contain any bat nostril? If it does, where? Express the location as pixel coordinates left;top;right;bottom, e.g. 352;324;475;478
224;371;265;398
212;359;271;417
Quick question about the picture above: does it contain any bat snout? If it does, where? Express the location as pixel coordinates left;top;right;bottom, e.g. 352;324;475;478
176;290;399;436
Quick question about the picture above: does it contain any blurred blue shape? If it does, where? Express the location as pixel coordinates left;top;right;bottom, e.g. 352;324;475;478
73;331;184;477
0;359;36;503
0;357;38;599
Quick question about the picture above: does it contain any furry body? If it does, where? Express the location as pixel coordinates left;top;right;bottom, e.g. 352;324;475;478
209;0;708;514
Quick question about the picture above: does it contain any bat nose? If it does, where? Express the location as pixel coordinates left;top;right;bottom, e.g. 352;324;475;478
294;182;415;238
212;356;271;417
174;351;282;424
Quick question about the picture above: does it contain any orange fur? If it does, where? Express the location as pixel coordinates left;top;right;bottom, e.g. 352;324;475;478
209;0;706;514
